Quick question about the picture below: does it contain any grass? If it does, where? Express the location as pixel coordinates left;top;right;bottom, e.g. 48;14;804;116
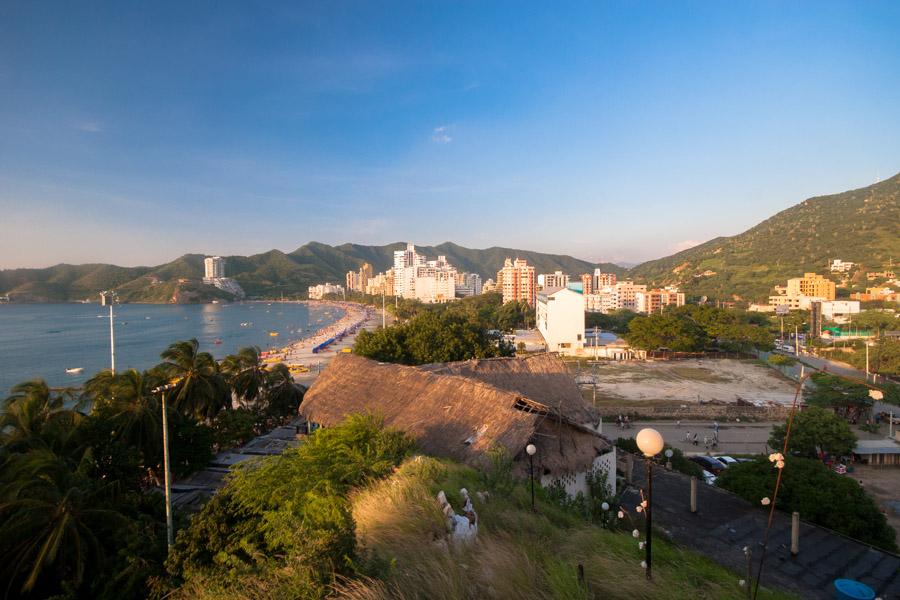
339;456;797;600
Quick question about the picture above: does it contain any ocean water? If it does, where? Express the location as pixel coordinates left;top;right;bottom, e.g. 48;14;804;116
0;302;344;395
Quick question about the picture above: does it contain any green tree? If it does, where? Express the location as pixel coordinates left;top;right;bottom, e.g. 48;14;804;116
264;363;304;417
221;346;268;409
768;406;857;458
805;373;873;419
625;313;706;351
717;457;896;552
0;380;83;456
154;339;229;421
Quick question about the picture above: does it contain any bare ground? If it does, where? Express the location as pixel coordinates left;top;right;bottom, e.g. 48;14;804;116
573;359;799;406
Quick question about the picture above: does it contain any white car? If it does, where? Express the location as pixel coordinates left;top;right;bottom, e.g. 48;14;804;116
701;470;717;485
716;456;739;466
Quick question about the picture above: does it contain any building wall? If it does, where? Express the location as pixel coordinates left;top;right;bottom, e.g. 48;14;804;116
786;273;836;300
497;258;536;305
204;256;225;279
539;448;616;499
536;287;585;355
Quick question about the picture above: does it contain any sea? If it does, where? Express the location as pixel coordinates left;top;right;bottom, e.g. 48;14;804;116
0;302;344;395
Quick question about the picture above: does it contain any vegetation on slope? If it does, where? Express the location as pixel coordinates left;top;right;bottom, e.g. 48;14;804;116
629;173;900;301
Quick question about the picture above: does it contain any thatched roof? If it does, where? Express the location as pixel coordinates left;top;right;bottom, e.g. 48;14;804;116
299;354;609;475
420;353;597;425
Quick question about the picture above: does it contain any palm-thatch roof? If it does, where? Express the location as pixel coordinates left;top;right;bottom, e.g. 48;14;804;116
419;353;597;425
299;354;609;476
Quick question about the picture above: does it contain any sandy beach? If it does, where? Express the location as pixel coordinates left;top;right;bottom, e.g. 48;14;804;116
258;301;386;379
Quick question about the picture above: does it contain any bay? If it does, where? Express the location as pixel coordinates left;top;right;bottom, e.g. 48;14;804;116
0;302;344;395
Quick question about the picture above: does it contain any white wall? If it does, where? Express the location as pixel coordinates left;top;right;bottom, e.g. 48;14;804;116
536;288;585;355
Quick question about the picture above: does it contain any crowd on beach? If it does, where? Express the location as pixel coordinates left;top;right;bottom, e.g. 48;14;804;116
271;301;375;364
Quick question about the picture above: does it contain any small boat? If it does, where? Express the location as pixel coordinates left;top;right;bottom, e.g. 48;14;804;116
269;331;279;337
214;338;223;345
65;367;84;374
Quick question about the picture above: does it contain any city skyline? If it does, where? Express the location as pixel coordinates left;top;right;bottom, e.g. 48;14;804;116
2;2;900;269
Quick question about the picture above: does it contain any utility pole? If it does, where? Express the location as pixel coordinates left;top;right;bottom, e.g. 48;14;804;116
794;325;799;356
101;290;117;373
381;287;386;328
152;382;179;552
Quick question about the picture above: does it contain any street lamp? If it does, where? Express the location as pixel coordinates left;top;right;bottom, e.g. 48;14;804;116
152;381;179;552
100;290;118;373
636;427;664;580
526;443;537;511
865;340;875;381
664;448;674;470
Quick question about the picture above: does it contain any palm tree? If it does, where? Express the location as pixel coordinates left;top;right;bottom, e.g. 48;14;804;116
221;346;268;409
0;380;82;456
154;339;228;421
0;448;129;596
264;364;305;417
85;369;163;465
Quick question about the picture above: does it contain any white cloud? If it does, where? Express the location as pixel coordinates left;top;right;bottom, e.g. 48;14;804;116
672;239;702;252
74;121;102;133
431;125;452;144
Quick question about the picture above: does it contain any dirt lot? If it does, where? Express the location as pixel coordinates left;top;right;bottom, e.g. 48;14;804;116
852;465;900;539
573;359;799;407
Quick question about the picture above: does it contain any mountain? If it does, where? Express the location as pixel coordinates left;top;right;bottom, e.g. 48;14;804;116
0;242;621;303
629;173;900;302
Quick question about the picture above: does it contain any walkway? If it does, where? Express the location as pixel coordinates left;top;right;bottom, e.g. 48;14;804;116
622;457;900;599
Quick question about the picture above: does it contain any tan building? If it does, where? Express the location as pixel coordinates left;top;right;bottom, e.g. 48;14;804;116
635;289;685;314
593;270;617;289
481;278;497;294
786;273;836;300
580;273;593;295
345;262;374;293
497;258;536;305
365;269;395;296
612;281;647;310
850;287;899;303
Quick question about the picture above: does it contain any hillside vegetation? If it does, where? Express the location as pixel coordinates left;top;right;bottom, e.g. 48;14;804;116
630;173;900;301
0;242;615;303
166;416;794;600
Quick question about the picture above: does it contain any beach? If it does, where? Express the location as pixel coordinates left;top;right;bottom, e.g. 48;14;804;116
257;301;386;380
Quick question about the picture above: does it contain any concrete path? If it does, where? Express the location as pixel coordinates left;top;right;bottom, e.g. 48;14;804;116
622;457;900;599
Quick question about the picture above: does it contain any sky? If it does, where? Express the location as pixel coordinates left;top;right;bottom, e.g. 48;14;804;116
1;1;899;269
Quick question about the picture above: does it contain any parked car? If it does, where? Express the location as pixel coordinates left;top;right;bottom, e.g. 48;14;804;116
701;469;717;485
689;455;728;475
715;455;739;466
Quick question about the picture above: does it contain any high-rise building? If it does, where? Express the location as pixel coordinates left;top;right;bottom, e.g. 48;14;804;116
345;262;374;294
593;270;617;289
393;242;426;298
538;271;569;290
580;273;593;295
497;258;536;305
455;272;483;297
365;269;395;296
204;256;225;279
612;281;647;310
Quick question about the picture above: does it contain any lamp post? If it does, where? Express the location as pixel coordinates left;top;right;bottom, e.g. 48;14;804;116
636;427;664;580
865;340;875;381
526;443;537;511
152;381;179;552
664;448;674;470
100;290;118;373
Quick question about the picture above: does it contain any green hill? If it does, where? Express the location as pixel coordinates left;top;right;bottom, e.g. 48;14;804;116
629;173;900;302
0;242;618;303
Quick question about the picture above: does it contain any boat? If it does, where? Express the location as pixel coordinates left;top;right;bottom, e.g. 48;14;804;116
214;338;223;345
269;331;279;337
65;367;84;374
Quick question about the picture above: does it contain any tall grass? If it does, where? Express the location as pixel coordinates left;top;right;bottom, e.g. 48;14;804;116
338;456;797;600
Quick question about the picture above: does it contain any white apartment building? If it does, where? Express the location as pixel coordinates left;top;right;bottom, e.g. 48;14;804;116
538;271;569;290
204;256;225;279
820;300;861;322
584;291;617;313
308;283;343;300
612;281;647;310
536;287;585;356
455;272;483;297
830;259;855;274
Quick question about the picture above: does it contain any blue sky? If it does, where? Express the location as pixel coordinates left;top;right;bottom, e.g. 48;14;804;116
1;1;898;269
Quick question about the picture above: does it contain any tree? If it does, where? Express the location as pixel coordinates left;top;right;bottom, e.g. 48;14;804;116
154;339;229;421
717;457;896;552
805;373;872;420
221;346;268;409
625;313;706;351
768;406;857;458
264;363;305;417
0;380;83;456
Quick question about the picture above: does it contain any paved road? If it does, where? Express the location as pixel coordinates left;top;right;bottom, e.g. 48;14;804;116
623;457;900;600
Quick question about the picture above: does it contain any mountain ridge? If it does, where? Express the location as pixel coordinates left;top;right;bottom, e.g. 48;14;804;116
2;173;898;303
